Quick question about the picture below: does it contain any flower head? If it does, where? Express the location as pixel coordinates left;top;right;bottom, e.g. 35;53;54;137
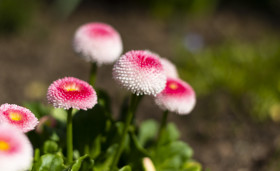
0;104;38;133
47;77;97;110
160;58;179;78
73;22;123;65
113;50;166;96
144;51;178;78
0;125;33;171
155;78;196;114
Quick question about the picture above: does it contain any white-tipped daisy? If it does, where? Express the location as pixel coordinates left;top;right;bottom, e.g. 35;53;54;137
73;22;123;65
113;50;166;96
155;78;196;114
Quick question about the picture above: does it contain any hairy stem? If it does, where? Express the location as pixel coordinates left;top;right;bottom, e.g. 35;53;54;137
157;110;169;145
110;94;139;170
67;108;73;164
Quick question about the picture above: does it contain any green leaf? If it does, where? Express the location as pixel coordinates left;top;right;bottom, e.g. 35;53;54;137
96;89;112;115
92;122;125;171
70;154;94;171
158;123;180;145
90;135;102;159
51;108;67;122
123;133;149;170
93;144;118;171
43;140;58;154
119;165;131;171
73;104;109;156
34;154;65;171
138;120;159;147
182;161;202;171
101;122;124;150
153;141;193;170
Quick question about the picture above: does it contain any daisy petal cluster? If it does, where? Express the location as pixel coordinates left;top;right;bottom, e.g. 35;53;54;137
113;50;166;96
144;50;178;78
160;58;179;78
73;22;123;65
155;78;196;115
0;125;33;171
0;104;38;133
47;77;97;110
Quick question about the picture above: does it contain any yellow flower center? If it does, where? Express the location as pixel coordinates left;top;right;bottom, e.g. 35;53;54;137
0;141;10;151
64;84;80;92
9;112;22;121
169;83;178;90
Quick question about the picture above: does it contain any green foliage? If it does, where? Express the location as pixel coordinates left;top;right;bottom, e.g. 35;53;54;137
68;155;94;171
72;104;108;156
93;144;118;171
182;161;202;171
43;140;59;154
157;123;180;145
149;121;195;171
119;166;131;171
176;36;280;121
138;119;159;146
27;96;201;170
32;153;65;171
153;141;193;170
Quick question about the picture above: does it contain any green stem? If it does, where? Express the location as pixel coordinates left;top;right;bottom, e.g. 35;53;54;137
67;108;73;164
34;148;40;162
157;110;169;145
84;144;90;155
110;94;139;170
31;148;40;170
89;62;97;86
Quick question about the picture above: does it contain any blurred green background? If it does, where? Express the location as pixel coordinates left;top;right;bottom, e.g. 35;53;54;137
1;0;280;170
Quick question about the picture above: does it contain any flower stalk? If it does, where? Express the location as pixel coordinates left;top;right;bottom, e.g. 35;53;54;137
66;108;73;164
110;94;139;170
157;110;169;145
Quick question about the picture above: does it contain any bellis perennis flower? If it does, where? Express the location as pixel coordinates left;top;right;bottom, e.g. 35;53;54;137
155;78;196;115
0;104;38;133
73;22;123;65
113;50;166;96
0;125;33;171
160;58;179;78
47;77;97;110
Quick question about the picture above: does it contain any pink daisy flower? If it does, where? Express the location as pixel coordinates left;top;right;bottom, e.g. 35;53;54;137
144;51;179;78
160;58;179;78
155;78;196;115
0;125;33;171
0;104;38;133
73;22;123;65
47;77;97;110
113;50;166;96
